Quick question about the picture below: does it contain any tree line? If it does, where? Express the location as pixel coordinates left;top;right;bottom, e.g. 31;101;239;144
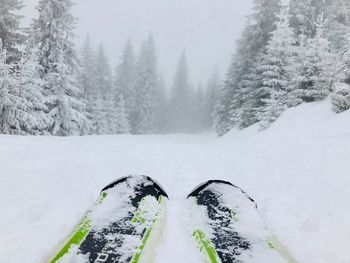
214;0;350;136
0;0;219;136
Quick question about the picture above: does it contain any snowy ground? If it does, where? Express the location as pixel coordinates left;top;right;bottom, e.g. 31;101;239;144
1;101;350;263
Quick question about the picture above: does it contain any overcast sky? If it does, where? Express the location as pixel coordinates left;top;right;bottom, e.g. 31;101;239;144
21;0;253;86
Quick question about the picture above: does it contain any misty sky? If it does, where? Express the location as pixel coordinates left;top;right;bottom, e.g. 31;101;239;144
21;0;253;85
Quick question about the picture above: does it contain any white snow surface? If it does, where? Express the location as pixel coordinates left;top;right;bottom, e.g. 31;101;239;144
0;101;350;263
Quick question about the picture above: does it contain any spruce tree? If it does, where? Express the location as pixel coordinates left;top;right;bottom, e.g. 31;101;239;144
47;50;88;136
114;39;136;129
291;16;338;105
134;34;158;134
0;0;24;62
257;4;296;129
204;69;220;130
332;36;350;113
214;0;281;135
113;96;131;134
169;51;192;132
95;43;113;100
289;0;315;38
79;35;96;100
33;0;88;136
0;49;16;133
12;49;49;135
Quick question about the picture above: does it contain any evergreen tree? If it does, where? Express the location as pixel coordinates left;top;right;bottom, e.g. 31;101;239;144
0;49;16;133
112;96;130;134
12;50;49;135
332;36;350;113
95;43;113;99
154;74;168;133
0;0;24;62
257;4;296;129
134;34;158;134
90;94;108;135
320;0;350;50
79;35;96;100
214;0;281;135
291;16;338;105
34;0;76;72
33;0;88;136
204;69;220;130
289;0;315;38
46;50;88;136
169;51;192;132
114;39;136;126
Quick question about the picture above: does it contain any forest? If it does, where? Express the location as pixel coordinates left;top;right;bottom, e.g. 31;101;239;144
1;0;350;137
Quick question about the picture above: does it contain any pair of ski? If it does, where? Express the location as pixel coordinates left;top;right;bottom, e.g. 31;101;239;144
46;175;298;263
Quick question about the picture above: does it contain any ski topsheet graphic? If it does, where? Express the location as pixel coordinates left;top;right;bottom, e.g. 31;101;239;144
47;175;168;263
187;180;299;263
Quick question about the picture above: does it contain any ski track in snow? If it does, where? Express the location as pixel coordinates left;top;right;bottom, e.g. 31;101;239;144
0;101;350;263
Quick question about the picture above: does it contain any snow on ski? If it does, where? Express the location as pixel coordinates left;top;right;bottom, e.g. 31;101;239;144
187;180;299;263
46;175;168;263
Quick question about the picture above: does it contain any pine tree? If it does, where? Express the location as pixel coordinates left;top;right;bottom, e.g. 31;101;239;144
332;36;350;113
34;0;76;72
320;0;350;50
79;35;96;100
46;50;88;136
214;0;281;135
95;43;113;100
289;0;315;38
204;69;220;130
134;34;158;134
290;16;338;105
11;49;49;135
114;39;136;127
258;4;296;129
33;0;88;136
111;96;130;134
0;49;16;133
0;0;24;62
90;94;108;135
169;51;192;132
153;74;168;133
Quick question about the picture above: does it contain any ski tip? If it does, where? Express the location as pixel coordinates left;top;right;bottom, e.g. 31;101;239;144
187;179;257;207
101;175;169;199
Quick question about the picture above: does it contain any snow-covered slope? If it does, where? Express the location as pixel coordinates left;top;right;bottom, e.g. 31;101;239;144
0;101;349;263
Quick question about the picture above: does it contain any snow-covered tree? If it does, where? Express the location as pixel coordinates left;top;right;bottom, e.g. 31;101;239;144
169;51;192;132
79;35;96;100
32;0;88;136
320;0;350;50
214;0;281;135
33;0;76;72
95;43;113;100
289;0;315;38
134;34;158;134
89;95;108;135
109;96;130;134
11;50;49;135
0;48;16;133
204;69;220;130
153;74;168;133
114;39;136;126
332;36;350;113
46;50;89;136
257;4;296;129
291;16;338;105
0;0;24;62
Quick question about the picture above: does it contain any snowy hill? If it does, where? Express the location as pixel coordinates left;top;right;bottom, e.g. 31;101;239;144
0;101;349;263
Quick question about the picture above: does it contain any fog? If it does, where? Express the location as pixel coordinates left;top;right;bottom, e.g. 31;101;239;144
21;0;253;84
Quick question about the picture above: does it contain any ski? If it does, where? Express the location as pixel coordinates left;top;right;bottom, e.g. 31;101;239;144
47;175;168;263
187;180;299;263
